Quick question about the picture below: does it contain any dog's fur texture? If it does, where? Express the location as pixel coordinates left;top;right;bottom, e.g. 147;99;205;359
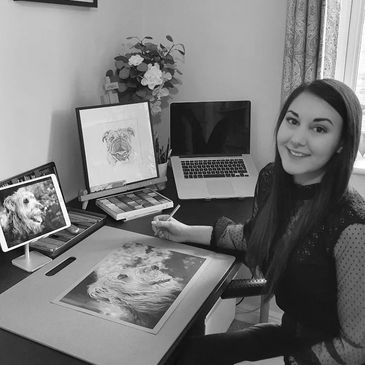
87;242;183;328
0;187;44;244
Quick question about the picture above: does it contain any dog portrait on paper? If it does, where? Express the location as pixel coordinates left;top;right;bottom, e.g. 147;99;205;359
56;242;207;332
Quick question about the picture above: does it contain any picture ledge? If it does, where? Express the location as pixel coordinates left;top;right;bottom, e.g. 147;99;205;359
13;0;98;8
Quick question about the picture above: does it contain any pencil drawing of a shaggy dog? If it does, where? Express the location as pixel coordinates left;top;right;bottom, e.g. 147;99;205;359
0;187;44;243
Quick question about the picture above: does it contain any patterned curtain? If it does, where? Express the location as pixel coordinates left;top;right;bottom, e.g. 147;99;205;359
281;0;341;103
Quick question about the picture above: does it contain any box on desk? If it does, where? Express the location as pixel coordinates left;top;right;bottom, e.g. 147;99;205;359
96;187;173;221
30;208;106;258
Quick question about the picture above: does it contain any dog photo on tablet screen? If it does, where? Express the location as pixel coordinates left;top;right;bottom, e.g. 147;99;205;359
0;175;68;249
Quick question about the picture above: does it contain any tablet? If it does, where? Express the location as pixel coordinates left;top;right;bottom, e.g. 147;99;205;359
0;174;70;252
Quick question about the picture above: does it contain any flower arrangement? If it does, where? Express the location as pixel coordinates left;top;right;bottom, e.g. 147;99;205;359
105;35;185;116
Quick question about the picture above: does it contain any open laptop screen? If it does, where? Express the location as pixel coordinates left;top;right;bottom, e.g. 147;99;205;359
170;101;251;155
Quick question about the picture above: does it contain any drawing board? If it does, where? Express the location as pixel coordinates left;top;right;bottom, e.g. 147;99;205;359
0;226;235;365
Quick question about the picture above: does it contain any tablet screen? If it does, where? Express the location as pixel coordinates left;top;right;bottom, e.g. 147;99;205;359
0;174;70;252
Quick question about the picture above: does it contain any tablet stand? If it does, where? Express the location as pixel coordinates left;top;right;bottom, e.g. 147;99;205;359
12;242;52;272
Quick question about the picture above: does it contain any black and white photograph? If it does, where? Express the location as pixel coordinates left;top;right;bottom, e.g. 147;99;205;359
53;242;207;333
1;1;365;364
0;175;69;250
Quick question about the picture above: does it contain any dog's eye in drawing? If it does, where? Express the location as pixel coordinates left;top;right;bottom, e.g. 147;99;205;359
23;198;29;204
151;265;159;270
117;274;128;280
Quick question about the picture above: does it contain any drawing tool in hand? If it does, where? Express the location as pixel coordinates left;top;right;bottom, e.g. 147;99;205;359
167;204;181;221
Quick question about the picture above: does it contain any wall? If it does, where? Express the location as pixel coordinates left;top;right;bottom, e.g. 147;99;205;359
141;0;288;173
0;0;142;200
350;173;365;197
0;0;287;201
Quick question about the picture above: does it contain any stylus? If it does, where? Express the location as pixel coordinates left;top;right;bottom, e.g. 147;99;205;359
167;204;181;221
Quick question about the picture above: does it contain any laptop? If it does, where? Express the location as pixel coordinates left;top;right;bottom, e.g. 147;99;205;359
170;100;258;200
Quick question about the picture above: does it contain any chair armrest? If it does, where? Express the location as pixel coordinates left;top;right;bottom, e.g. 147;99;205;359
221;278;267;299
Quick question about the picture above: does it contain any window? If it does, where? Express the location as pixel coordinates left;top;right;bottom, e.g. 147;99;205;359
336;0;365;173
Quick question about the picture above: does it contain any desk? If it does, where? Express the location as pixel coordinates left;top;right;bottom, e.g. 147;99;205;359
0;169;253;365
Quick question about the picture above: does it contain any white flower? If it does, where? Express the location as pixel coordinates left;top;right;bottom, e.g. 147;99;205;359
128;54;144;66
141;63;163;90
153;86;169;99
162;71;172;81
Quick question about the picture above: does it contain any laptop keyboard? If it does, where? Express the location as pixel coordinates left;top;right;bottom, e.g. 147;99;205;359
181;159;249;179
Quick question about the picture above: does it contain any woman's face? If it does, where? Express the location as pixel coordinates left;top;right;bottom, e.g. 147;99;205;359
277;92;343;185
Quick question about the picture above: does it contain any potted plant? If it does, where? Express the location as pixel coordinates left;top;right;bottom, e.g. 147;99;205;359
104;35;184;184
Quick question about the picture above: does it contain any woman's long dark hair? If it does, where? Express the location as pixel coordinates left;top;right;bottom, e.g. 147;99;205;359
246;79;362;300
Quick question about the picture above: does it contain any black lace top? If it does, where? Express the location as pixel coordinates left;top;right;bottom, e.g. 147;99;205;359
212;163;365;364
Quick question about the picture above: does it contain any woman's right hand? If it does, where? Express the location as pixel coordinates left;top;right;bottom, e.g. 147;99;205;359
151;215;190;243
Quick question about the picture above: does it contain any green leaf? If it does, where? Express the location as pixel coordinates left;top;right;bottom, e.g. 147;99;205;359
175;69;183;75
178;43;186;53
118;82;128;93
137;62;148;72
164;80;174;88
110;74;119;83
166;35;173;42
115;55;129;62
115;60;126;69
163;63;175;70
119;67;130;80
144;36;153;40
106;69;114;78
177;49;185;56
145;42;158;51
165;54;174;64
136;89;148;98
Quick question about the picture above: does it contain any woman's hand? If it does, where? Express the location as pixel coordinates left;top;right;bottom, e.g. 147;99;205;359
151;215;190;242
151;215;213;246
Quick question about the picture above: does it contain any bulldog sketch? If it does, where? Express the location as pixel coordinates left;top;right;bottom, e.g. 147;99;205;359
102;127;135;165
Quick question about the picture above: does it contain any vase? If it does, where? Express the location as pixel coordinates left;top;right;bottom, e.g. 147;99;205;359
157;162;168;191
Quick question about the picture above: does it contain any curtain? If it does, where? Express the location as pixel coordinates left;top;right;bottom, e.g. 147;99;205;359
281;0;341;103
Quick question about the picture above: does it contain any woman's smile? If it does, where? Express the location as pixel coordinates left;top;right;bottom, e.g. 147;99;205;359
286;147;310;158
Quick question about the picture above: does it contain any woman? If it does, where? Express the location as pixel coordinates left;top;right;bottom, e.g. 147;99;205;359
151;79;365;365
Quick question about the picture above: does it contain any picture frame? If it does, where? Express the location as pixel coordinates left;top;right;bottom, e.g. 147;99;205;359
76;101;159;194
14;0;97;8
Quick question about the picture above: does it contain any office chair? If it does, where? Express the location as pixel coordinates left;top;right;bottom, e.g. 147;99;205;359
221;277;269;323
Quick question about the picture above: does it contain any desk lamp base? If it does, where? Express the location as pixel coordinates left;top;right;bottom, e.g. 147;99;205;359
12;244;52;272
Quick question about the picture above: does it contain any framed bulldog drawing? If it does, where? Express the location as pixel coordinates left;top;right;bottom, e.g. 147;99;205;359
76;101;159;193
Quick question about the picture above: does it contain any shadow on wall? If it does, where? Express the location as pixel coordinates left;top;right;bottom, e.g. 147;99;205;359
48;109;85;202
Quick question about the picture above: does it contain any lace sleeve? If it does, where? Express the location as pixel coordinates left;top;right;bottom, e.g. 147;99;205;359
292;224;365;365
211;163;274;254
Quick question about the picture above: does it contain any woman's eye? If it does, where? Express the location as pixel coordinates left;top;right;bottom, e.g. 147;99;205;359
286;117;298;126
313;126;327;134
